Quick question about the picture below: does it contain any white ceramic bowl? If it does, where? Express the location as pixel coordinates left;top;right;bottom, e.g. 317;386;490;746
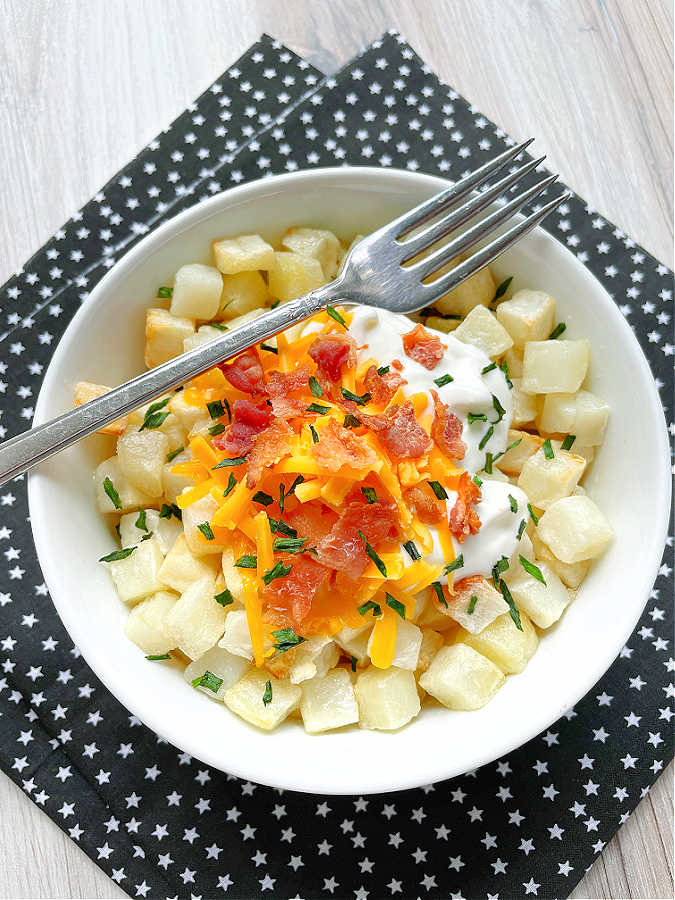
29;168;671;794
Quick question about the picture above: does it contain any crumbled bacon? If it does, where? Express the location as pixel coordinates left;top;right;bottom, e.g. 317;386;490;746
218;347;265;394
452;574;486;597
308;334;357;383
363;364;406;405
263;554;330;629
266;364;312;418
403;483;446;524
362;401;432;460
311;418;378;472
401;323;444;370
448;471;482;542
315;490;399;580
284;502;339;545
245;419;294;487
213;398;271;456
391;358;403;371
430;389;466;460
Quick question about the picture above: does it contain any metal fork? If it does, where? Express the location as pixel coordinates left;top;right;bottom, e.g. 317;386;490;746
0;142;568;486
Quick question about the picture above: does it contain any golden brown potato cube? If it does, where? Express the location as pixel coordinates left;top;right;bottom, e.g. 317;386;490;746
453;305;514;358
220;270;270;319
281;227;342;280
268;251;326;302
74;382;128;435
495;430;543;476
145;308;195;368
212;234;275;274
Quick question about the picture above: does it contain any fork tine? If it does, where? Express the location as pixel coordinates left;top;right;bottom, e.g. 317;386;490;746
387;139;535;239
400;156;546;262
412;173;559;281
422;193;570;305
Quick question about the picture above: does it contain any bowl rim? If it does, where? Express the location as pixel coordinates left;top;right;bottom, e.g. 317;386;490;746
28;165;672;794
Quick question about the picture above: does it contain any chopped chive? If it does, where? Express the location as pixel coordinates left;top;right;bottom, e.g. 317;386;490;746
139;398;170;432
561;434;577;451
198;522;215;541
341;388;371;406
260;342;278;354
234;554;257;569
542;439;554;460
508;494;518;514
271;628;306;654
140;532;153;542
385;593;406;619
517;518;527;540
103;476;122;510
268;517;298;539
343;414;362;428
419;306;461;319
491;394;506;423
262;561;292;586
270;299;280;309
377;365;390;376
287;474;304;496
431;581;448;608
481;362;497;374
159;502;181;520
484;451;494;474
223;398;232;423
433;373;454;387
278;483;285;513
467;412;487;424
403;540;421;561
135;509;149;532
326;306;347;328
157;286;173;298
100;547;136;562
208;422;226;436
273;537;308;553
478;425;494;451
215;589;234;606
359;530;387;576
308;375;323;398
357;599;382;617
223;473;237;498
211;322;229;331
262;680;273;705
167;445;184;462
191;670;223;693
428;480;448;500
444;555;464;575
499;360;512;389
492;555;510;587
467;595;478;615
520;555;547;585
146;653;171;660
115;523;121;539
306;402;331;415
472;474;483;488
490;276;513;306
361;486;378;504
309;424;319;444
528;503;539;525
549;322;566;339
350;655;358;673
206;399;225;420
252;491;274;506
499;578;523;631
212;456;247;469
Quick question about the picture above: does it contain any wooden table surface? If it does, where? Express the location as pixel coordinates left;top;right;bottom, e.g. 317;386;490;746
0;1;672;897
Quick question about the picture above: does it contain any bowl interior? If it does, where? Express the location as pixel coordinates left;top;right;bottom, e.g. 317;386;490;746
29;168;670;794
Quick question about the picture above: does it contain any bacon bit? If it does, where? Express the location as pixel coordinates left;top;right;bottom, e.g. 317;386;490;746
452;574;486;597
430;389;466;460
448;471;482;543
403;483;445;524
245;419;294;487
284;502;339;545
363;364;406;405
308;334;357;382
315;490;399;580
363;401;432;460
218;347;265;394
266;364;312;418
391;358;403;371
401;323;444;371
213;398;271;456
263;554;330;629
311;418;378;472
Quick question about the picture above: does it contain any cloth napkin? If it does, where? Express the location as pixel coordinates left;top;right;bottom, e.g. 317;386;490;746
0;31;672;900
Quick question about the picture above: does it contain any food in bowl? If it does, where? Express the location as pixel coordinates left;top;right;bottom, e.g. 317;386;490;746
78;225;613;733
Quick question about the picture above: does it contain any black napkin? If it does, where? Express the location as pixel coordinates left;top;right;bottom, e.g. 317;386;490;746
0;32;671;900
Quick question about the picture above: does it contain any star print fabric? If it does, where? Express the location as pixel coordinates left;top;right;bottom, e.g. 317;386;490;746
0;31;672;900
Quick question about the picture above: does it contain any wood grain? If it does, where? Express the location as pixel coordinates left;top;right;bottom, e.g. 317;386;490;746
0;1;672;897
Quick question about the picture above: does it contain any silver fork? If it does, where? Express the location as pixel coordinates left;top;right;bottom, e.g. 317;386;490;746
0;142;568;486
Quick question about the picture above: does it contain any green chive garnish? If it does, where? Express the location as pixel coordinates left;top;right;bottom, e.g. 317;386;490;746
361;486;377;504
100;547;136;562
309;424;319;444
467;595;478;615
208;422;226;436
428;480;448;500
139;398;170;431
517;519;527;540
191;670;223;693
444;555;464;575
508;494;518;514
492;394;506;423
262;680;273;705
481;362;497;375
549;322;566;339
157;286;173;298
308;376;323;398
377;365;390;376
262;561;292;585
235;554;257;568
357;599;382;617
492;555;510;587
260;342;278;354
271;628;306;654
433;373;454;387
146;653;171;660
215;589;234;606
341;388;371;406
403;540;420;561
350;656;357;672
431;581;448;608
385;593;406;619
359;530;386;576
343;414;362;428
103;477;122;510
484;452;494;474
135;509;149;532
272;537;308;553
467;412;487;424
159;503;181;520
528;503;539;525
212;456;246;469
478;426;494;450
561;434;577;451
306;402;330;415
326;306;347;328
520;556;547;585
211;322;229;331
206;400;225;420
490;276;513;306
542;439;554;460
252;491;274;506
198;522;215;541
499;578;523;631
473;475;483;488
223;473;237;497
167;445;184;462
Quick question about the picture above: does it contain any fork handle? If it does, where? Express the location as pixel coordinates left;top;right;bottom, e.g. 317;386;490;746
0;286;336;487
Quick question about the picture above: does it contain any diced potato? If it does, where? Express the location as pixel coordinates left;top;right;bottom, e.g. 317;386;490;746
517;446;586;509
537;495;613;564
158;534;219;594
354;666;421;731
184;646;250;701
165;575;225;660
531;533;591;589
505;561;571;629
225;308;266;329
119;508;182;554
300;669;360;734
221;547;245;606
94;456;154;514
218;609;254;661
423;315;460;334
511;379;537;427
161;453;193;504
503;346;523;378
268;251;326;303
159;417;187;453
104;536;165;605
416;629;443;674
334;625;372;666
434;265;496;317
183;325;225;353
124;590;178;654
145;308;195;368
521;340;590;394
538;390;610;446
224;669;301;730
495;289;556;349
513;530;535;565
220;270;269;319
74;382;128;435
117;429;169;498
445;577;508;634
212;234;275;274
281;227;342;280
182;496;226;556
170;263;223;320
495;429;543;476
266;636;339;684
463;610;539;674
368;620;422;671
419;644;504;710
169;391;210;433
453;304;513;358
